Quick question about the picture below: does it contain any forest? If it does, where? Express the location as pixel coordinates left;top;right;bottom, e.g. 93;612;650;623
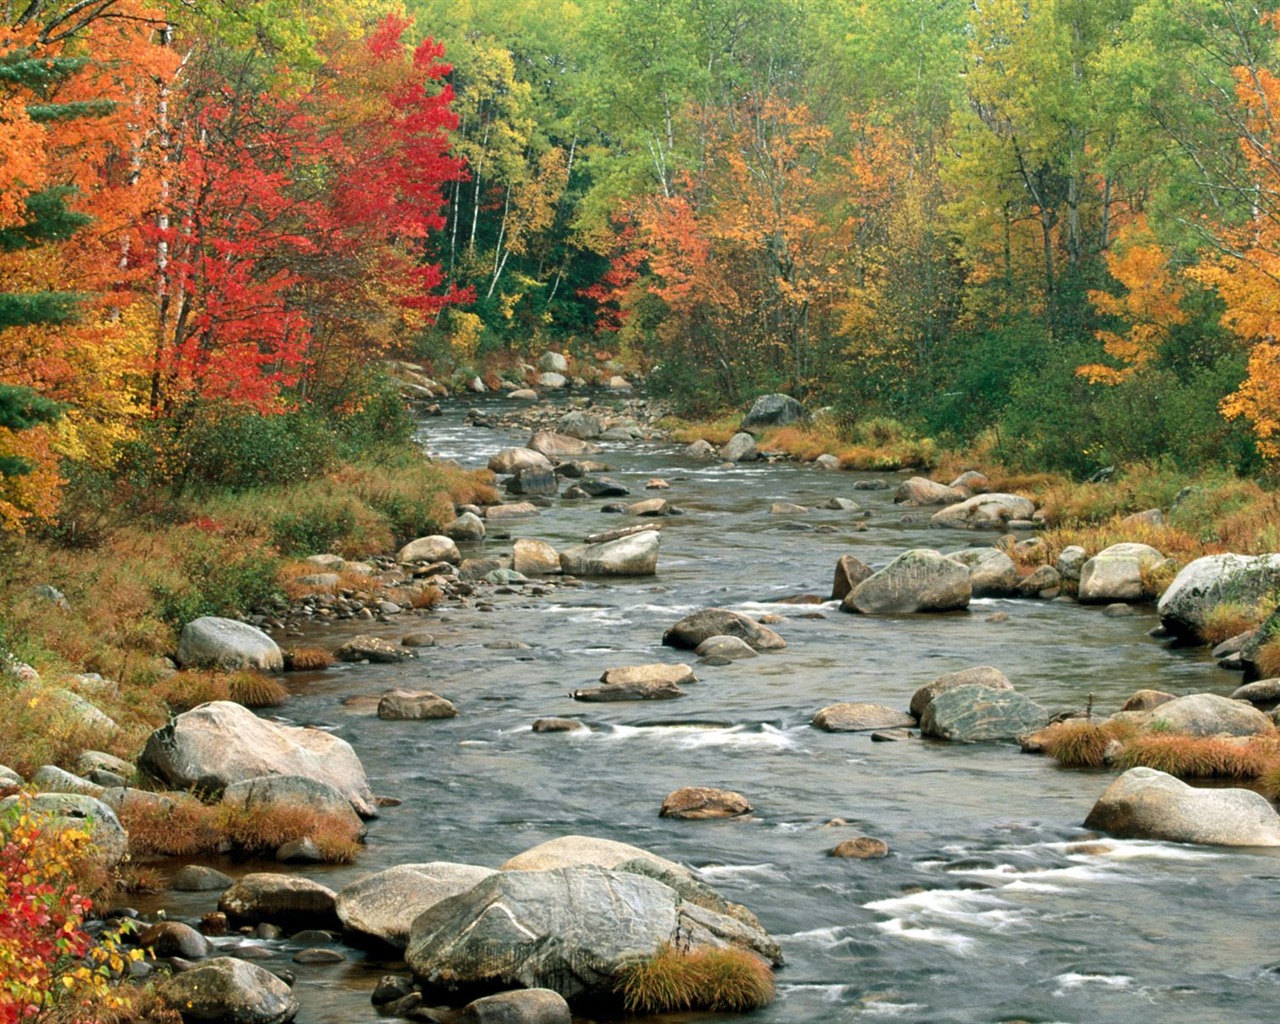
4;0;1280;528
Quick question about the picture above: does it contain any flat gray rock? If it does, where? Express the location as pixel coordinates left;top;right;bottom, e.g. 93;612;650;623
920;684;1046;742
811;703;915;732
337;862;497;949
844;549;972;614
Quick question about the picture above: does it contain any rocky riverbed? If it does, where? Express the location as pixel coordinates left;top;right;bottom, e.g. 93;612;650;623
10;390;1280;1024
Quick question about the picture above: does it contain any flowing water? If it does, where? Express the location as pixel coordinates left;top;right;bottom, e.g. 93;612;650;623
147;396;1280;1024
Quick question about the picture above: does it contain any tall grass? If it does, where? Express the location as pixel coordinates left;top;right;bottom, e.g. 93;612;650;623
613;943;775;1013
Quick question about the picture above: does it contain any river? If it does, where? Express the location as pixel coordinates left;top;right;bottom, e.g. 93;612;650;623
146;394;1280;1024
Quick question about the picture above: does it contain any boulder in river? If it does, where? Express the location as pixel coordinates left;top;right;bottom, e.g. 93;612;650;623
572;679;684;701
528;430;600;458
218;873;340;930
488;448;553;475
1157;553;1280;640
684;439;716;460
177;617;283;673
505;468;559;496
811;703;916;732
159;957;298;1024
894;477;968;506
740;393;807;432
694;635;758;660
947;548;1019;597
831;555;875;602
843;549;972;614
930;493;1035;530
405;865;780;1003
660;786;752;819
719;432;759;463
335;635;415;663
828;837;890;859
1084;767;1280;846
446;511;487;542
559;529;659;576
1116;691;1273;737
577;475;630;497
336;862;497;949
1077;543;1165;603
662;608;787;651
919;684;1047;742
377;689;458;720
600;663;696;687
500;835;689;875
513;538;562;575
459;989;572;1024
139;700;376;817
397;535;462;565
909;666;1014;721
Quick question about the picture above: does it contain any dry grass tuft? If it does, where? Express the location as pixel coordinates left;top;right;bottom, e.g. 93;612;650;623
284;647;334;671
1038;719;1138;768
148;670;230;713
1117;733;1280;779
408;584;444;610
663;414;742;446
1200;603;1263;647
613;943;775;1013
218;801;362;863
119;796;224;858
1254;636;1280;680
225;670;289;708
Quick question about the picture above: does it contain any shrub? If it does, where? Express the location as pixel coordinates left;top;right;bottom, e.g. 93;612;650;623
1;799;147;1020
284;648;334;671
613;943;775;1013
271;499;359;556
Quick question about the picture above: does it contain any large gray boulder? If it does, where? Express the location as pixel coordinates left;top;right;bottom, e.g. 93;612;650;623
919;684;1047;742
405;866;779;1002
1119;692;1273;737
1078;543;1165;603
909;666;1014;721
894;478;968;506
336;862;497;949
947;548;1019;597
740;394;806;433
719;432;759;463
539;351;569;374
139;701;376;817
160;958;297;1024
219;873;339;930
1158;554;1280;640
559;530;659;576
931;494;1035;530
489;448;553;475
397;535;462;565
177;617;283;673
662;608;786;651
1083;767;1280;846
843;549;972;614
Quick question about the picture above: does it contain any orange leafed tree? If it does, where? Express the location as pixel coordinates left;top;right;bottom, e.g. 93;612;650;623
1079;216;1189;385
1190;14;1280;460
